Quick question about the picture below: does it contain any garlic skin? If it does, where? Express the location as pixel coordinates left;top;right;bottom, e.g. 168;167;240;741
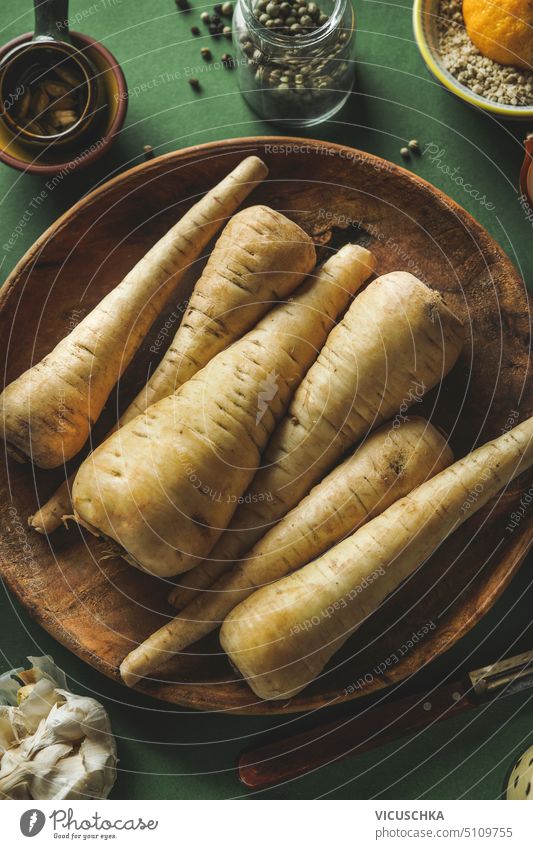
0;656;117;800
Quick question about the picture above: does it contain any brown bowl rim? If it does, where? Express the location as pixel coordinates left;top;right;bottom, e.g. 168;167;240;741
0;136;532;713
0;30;127;175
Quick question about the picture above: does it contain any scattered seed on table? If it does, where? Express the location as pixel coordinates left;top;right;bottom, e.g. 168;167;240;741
201;11;210;22
143;144;154;160
400;147;410;158
209;24;221;36
175;0;190;9
188;77;201;89
211;14;221;23
214;3;223;12
408;139;421;153
222;53;234;68
201;46;212;59
223;25;232;37
191;25;200;35
222;2;233;15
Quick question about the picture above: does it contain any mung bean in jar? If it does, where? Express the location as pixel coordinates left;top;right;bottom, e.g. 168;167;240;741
233;0;356;126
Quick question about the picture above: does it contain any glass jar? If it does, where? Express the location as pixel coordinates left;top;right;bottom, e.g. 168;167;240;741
233;0;356;127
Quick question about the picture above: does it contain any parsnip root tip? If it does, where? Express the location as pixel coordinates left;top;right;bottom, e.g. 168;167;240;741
118;661;140;689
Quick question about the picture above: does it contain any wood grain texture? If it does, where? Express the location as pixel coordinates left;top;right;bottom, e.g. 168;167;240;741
0;137;531;714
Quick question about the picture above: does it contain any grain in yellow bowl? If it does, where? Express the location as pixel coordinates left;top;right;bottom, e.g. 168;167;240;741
413;0;533;119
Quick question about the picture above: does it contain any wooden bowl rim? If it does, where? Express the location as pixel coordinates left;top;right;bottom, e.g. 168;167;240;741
1;133;525;303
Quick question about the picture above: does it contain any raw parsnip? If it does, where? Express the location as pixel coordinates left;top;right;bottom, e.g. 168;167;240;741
221;416;533;700
168;416;451;607
121;417;452;684
169;271;464;610
1;156;269;469
28;478;72;535
73;245;377;578
28;203;316;533
125;204;318;420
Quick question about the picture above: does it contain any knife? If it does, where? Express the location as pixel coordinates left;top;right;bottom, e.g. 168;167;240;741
237;649;533;790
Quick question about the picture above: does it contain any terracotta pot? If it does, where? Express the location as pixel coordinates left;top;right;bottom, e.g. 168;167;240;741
0;31;127;175
520;134;533;209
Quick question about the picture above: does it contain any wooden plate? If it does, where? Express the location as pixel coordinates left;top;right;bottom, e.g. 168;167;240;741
0;137;531;714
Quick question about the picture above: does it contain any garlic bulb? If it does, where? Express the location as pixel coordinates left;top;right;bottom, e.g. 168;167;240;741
0;656;117;800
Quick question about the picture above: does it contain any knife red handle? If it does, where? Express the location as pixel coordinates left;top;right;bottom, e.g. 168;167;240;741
238;679;474;790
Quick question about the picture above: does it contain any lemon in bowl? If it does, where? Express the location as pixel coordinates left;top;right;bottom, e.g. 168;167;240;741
463;0;533;71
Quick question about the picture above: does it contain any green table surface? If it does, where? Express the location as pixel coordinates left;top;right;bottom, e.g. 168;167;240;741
1;0;532;801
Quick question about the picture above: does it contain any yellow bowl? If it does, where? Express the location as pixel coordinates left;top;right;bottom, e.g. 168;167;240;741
413;0;533;120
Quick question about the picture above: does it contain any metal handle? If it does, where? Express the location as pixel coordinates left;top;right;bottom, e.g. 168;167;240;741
469;649;533;699
33;0;71;44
